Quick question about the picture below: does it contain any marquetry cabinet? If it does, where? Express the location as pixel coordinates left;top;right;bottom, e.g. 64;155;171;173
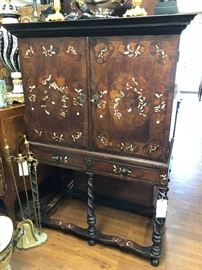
6;14;194;265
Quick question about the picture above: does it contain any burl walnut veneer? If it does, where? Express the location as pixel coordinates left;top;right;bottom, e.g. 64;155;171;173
6;14;194;265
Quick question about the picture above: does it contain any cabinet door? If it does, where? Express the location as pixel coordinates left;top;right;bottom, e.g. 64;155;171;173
19;37;89;149
89;36;179;162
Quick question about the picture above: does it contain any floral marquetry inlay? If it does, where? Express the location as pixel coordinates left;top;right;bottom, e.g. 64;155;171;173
150;42;169;64
42;45;56;57
119;142;138;153
125;77;148;117
94;42;114;64
33;129;43;137
98;134;109;146
52;132;64;143
66;45;78;55
118;42;145;58
72;131;82;142
153;92;167;124
73;88;86;107
24;46;35;59
113;90;125;119
145;143;160;154
154;93;166;113
28;85;36;111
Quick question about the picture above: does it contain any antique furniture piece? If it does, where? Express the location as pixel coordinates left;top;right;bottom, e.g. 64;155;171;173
6;14;194;265
0;104;25;221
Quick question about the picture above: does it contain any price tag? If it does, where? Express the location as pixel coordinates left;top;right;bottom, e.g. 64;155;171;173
18;161;29;176
156;199;168;218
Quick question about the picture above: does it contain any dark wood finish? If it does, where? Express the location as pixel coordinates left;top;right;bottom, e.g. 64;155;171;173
5;15;194;265
5;15;195;38
0;104;26;220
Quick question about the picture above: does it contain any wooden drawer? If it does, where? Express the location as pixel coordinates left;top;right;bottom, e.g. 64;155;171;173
91;159;161;184
33;149;85;172
32;145;161;185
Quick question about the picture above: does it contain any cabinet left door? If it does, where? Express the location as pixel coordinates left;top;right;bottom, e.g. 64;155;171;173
18;37;89;149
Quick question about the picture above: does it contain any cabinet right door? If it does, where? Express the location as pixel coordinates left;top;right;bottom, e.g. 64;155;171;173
89;35;179;162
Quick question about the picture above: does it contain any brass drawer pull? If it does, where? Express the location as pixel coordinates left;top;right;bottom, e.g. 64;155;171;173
113;165;132;176
51;156;69;165
52;156;62;161
121;167;132;176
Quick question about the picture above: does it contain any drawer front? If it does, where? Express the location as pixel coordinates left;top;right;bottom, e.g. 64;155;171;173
32;146;164;185
33;149;85;171
91;160;160;184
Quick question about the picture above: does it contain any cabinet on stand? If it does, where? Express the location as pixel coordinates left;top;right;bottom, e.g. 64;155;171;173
6;14;194;265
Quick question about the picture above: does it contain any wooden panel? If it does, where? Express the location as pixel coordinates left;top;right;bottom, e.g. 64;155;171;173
0;157;5;196
32;148;86;171
91;159;160;184
90;35;179;162
19;37;89;149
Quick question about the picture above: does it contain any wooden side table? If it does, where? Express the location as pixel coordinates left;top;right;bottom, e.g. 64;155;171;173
0;104;26;221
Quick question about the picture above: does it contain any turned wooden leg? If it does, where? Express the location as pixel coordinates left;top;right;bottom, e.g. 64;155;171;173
87;172;96;246
150;187;168;266
150;216;165;266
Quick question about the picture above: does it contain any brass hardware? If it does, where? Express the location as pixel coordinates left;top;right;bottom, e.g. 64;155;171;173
85;158;93;168
78;93;86;104
113;165;132;176
160;174;168;185
52;156;62;161
52;155;69;165
90;94;100;105
122;167;132;176
73;89;86;106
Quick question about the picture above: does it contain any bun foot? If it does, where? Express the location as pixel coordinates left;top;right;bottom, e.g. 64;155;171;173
150;258;160;267
88;239;96;246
